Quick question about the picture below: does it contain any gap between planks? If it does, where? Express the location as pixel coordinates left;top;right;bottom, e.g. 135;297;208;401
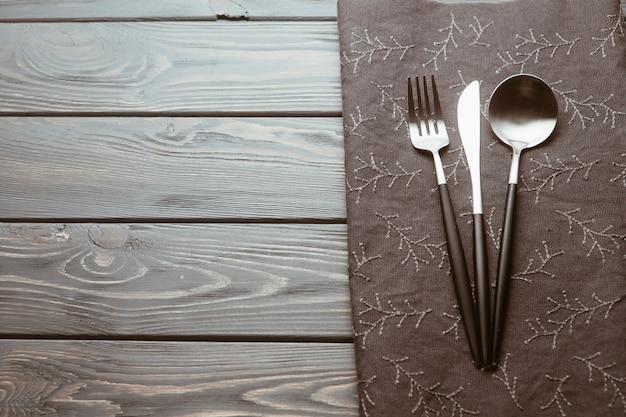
0;218;347;224
0;334;354;344
0;111;343;118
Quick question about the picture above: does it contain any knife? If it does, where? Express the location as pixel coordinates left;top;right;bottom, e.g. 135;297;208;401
457;80;491;367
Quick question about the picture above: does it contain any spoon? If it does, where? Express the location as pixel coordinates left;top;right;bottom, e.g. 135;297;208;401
488;74;558;367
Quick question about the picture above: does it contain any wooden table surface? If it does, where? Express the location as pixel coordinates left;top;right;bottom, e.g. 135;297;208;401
0;1;355;416
7;0;613;415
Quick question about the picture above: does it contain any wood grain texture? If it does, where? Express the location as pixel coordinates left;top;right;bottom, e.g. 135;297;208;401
0;0;339;21
0;5;355;417
0;0;514;22
0;223;351;338
0;117;345;220
0;22;341;114
0;340;358;417
0;0;216;21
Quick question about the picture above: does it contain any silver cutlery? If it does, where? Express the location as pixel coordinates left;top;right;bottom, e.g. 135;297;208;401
408;75;482;367
457;80;491;366
488;74;558;367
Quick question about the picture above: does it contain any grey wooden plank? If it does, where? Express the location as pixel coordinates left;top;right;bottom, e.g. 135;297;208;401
0;0;516;21
0;22;341;114
0;0;216;21
0;223;351;338
0;117;345;220
0;0;338;21
0;340;358;417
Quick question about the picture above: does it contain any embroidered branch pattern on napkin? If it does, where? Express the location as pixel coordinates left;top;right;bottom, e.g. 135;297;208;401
338;0;625;416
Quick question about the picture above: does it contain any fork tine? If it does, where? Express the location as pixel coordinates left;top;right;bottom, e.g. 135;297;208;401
422;76;433;133
431;74;443;135
416;76;429;135
407;77;423;141
407;77;416;124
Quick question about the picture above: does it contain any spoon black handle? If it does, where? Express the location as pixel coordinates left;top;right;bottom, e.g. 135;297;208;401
438;184;482;367
473;213;491;368
491;183;517;367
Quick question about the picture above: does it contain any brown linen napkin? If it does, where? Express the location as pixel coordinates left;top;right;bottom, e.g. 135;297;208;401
338;0;626;415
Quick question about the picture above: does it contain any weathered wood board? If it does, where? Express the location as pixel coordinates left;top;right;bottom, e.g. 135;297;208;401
0;223;351;337
0;117;346;220
0;340;358;417
0;22;341;114
0;0;339;21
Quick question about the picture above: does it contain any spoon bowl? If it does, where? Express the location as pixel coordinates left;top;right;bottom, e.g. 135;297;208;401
489;74;558;152
487;74;557;368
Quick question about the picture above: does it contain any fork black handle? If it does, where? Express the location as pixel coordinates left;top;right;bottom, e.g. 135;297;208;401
438;184;482;367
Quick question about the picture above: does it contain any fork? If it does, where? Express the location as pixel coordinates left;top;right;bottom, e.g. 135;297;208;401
407;75;482;367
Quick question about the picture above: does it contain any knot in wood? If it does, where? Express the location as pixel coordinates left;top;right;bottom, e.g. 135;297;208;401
87;225;128;250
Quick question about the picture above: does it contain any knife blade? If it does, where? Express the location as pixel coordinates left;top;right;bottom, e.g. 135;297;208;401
457;80;491;367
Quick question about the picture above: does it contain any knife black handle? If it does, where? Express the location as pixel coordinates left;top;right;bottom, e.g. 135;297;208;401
438;184;482;367
491;183;517;367
473;213;491;367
